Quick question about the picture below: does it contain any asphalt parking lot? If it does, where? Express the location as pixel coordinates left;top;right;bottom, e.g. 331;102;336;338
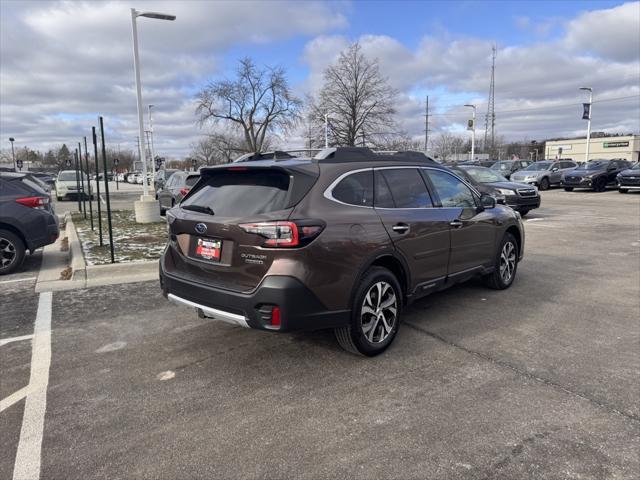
1;189;639;479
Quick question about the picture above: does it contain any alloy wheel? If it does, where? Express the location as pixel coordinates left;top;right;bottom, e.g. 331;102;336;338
499;241;516;284
361;281;397;343
0;237;17;269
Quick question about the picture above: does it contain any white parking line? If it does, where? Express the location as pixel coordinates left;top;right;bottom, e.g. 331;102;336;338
100;194;106;205
0;334;34;347
0;386;31;413
13;291;52;480
0;277;37;285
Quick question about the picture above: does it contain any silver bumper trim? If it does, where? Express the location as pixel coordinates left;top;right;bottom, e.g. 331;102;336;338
167;293;250;328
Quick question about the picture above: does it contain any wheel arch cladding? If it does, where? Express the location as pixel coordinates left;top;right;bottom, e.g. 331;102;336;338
0;223;27;249
505;226;521;254
369;255;408;302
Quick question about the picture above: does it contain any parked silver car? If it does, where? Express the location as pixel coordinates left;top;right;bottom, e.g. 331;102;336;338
510;160;577;190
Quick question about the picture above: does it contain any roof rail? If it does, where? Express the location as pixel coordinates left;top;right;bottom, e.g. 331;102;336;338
233;148;322;163
315;147;437;164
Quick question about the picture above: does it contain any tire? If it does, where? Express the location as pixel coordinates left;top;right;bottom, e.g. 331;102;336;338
159;204;166;216
564;187;574;192
0;229;26;275
519;209;530;217
56;196;62;201
334;267;402;356
484;232;518;290
539;177;550;191
593;177;607;192
619;188;629;194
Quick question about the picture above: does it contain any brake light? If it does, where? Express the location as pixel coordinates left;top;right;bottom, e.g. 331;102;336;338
239;221;324;248
16;196;49;209
179;187;190;196
227;167;248;171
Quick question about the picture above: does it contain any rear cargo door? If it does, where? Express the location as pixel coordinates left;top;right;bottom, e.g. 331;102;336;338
167;166;315;292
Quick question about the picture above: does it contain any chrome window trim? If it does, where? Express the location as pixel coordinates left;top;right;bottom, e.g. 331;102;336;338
323;167;375;209
323;165;483;209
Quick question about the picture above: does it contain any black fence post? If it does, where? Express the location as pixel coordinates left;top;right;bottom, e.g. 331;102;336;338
74;149;81;212
78;141;87;218
84;136;94;230
99;116;115;263
92;127;104;246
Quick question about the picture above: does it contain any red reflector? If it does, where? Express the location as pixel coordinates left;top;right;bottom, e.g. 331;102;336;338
227;167;248;171
15;196;48;208
179;187;190;196
271;306;281;327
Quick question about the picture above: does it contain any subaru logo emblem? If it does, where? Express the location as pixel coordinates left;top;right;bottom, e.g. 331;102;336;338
195;223;207;234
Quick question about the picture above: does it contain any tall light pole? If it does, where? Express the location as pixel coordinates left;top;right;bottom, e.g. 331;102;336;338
324;113;329;148
9;137;15;170
464;104;476;162
580;87;593;164
130;8;175;200
148;104;156;177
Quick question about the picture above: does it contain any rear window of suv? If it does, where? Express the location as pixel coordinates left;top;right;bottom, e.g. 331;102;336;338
181;170;290;217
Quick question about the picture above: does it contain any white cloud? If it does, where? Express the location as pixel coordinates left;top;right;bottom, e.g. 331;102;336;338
0;0;347;157
300;7;640;145
564;2;640;62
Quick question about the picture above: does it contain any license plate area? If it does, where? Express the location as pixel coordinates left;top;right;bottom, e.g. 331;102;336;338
190;237;222;262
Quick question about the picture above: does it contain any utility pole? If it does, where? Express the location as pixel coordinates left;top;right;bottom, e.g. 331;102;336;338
483;45;497;156
424;96;430;153
324;113;329;148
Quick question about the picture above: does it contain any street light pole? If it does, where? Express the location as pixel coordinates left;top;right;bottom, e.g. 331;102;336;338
129;7;175;222
324;113;329;148
464;104;476;162
148;104;156;178
580;87;593;164
9;138;15;170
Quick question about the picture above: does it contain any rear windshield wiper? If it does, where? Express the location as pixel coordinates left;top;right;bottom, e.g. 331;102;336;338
181;204;215;216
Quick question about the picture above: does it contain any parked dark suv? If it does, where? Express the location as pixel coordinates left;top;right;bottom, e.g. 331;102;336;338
561;159;632;191
160;148;525;356
0;172;59;274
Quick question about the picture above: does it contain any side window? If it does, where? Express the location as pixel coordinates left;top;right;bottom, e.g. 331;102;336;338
374;170;395;208
426;170;477;208
332;170;373;207
376;168;433;208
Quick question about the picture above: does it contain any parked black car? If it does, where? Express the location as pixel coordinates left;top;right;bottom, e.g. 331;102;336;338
617;162;640;193
0;172;59;274
158;171;200;215
449;165;540;216
490;160;533;179
561;159;633;192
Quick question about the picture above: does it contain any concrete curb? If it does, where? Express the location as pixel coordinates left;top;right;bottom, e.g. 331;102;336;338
36;211;160;291
66;212;87;281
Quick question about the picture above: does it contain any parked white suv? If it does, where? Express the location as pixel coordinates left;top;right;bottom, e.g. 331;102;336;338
55;170;91;201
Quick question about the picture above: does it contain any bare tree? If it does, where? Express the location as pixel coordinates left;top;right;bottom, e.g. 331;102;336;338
196;58;302;153
309;42;398;147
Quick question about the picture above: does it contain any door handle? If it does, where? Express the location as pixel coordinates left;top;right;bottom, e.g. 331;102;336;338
392;223;409;234
449;219;464;228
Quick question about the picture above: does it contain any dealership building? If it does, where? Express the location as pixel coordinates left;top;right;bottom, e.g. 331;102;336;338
544;135;639;163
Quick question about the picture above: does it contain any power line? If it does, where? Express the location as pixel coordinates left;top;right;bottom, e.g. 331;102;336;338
427;94;640;118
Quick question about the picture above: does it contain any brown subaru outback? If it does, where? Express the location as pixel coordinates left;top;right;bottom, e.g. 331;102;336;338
160;147;524;356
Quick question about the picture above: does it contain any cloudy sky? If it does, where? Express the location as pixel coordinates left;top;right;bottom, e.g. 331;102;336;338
1;0;639;158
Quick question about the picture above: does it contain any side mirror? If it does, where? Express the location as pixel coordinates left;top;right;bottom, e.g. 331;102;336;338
480;193;496;209
551;167;559;172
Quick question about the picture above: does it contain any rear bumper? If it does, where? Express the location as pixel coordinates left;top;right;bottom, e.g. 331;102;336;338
159;256;350;332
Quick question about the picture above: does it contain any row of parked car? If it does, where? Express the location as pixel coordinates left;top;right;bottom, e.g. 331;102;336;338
450;158;639;194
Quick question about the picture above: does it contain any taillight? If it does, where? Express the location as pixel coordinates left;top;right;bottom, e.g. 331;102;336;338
179;187;190;196
239;221;324;248
16;196;49;209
